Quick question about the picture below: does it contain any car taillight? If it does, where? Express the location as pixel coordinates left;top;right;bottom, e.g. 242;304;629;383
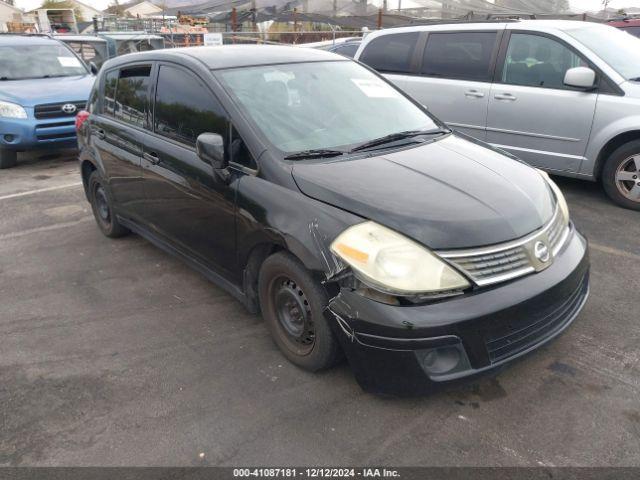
75;110;90;131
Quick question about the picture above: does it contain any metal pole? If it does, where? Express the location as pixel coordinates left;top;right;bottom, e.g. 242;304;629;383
231;6;237;44
377;8;382;29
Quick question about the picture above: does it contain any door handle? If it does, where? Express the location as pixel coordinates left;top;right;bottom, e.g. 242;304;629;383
464;90;485;98
143;151;161;165
92;128;106;139
494;93;517;101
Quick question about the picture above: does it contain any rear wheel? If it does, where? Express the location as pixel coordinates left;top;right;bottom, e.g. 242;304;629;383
259;251;342;371
602;140;640;211
88;171;129;238
0;150;17;169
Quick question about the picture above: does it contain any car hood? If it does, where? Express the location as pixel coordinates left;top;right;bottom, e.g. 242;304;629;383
0;75;94;107
292;134;555;250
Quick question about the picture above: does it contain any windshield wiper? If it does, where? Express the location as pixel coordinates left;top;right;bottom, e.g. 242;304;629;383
349;128;449;153
629;77;640;82
283;149;346;160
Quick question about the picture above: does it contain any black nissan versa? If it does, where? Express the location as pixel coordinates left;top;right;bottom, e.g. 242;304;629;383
77;45;590;395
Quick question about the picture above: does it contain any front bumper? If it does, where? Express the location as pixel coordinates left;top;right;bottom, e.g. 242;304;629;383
0;116;77;151
326;226;589;395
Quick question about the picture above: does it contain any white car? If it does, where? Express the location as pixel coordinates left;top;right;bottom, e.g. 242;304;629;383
354;20;640;210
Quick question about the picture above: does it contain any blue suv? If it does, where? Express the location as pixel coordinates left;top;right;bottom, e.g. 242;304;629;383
0;35;95;168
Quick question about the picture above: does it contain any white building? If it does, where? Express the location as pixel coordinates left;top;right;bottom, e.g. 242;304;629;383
124;0;163;18
0;0;24;32
26;0;102;22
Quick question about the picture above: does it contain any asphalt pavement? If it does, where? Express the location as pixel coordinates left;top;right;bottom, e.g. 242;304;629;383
1;151;639;466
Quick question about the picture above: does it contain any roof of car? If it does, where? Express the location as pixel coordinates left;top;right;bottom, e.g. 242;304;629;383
0;34;62;47
54;34;108;43
371;19;611;35
103;45;347;70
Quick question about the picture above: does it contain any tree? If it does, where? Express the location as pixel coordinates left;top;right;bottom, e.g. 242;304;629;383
107;0;127;16
39;0;84;22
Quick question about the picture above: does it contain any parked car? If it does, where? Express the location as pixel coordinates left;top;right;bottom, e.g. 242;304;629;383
78;45;589;395
0;34;95;169
314;38;362;58
55;35;109;70
56;32;165;71
354;20;640;210
608;18;640;37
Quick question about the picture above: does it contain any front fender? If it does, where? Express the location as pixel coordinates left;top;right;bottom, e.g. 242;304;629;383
236;175;363;278
583;95;640;176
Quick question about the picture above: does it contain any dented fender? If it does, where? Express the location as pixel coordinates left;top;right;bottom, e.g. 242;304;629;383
235;174;361;279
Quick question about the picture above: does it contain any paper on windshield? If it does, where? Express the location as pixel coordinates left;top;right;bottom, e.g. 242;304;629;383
351;78;402;98
58;56;82;68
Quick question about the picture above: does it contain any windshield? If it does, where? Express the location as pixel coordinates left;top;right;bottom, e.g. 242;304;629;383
566;25;640;80
0;45;87;81
216;61;440;154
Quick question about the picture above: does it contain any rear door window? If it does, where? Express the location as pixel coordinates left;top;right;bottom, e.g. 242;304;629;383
359;32;419;74
113;65;151;128
421;32;498;81
103;69;118;116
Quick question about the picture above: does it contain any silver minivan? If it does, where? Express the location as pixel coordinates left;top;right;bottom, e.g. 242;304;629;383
354;20;640;210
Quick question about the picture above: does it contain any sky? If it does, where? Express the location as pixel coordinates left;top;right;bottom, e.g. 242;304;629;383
12;0;640;15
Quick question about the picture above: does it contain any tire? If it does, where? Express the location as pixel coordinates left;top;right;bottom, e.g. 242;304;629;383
258;251;342;372
0;150;17;169
602;140;640;211
88;170;129;238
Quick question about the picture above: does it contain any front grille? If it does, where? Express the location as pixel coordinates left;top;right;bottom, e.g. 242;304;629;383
36;120;75;129
446;245;532;284
36;132;76;141
438;207;570;287
34;101;86;119
484;273;588;363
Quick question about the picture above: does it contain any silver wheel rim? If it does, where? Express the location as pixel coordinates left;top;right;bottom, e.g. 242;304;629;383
615;155;640;202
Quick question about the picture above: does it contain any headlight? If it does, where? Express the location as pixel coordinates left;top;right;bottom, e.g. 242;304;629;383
330;221;470;295
538;169;569;224
0;101;27;119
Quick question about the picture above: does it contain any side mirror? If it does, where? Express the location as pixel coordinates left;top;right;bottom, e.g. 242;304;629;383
564;67;596;89
196;132;226;170
89;61;99;75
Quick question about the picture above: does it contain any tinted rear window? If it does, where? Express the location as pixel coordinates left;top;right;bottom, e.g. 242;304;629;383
421;32;498;81
114;66;151;128
359;32;419;74
103;69;118;116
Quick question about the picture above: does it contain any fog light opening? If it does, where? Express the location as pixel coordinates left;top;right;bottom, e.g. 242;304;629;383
417;342;471;379
4;134;15;142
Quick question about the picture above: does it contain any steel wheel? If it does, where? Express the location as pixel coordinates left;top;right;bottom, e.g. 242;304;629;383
615;155;640;202
271;276;315;355
87;171;129;238
94;184;111;226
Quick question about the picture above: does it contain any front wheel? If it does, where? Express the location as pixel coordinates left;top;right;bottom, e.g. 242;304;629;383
602;140;640;211
258;251;342;371
0;150;17;169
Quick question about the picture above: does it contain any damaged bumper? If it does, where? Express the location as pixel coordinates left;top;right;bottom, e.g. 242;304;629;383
326;228;590;395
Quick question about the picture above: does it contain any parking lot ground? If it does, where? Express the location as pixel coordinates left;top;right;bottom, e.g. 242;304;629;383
1;152;639;467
